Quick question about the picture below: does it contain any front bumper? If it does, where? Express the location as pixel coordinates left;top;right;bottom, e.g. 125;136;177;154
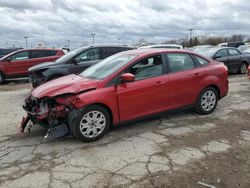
21;96;71;139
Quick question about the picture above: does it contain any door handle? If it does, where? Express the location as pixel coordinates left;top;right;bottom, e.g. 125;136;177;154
155;81;165;86
194;73;200;76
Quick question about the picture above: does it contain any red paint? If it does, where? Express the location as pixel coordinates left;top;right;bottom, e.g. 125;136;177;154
29;49;229;125
248;65;250;80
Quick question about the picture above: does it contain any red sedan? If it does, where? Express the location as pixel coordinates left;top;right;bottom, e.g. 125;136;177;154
21;49;228;142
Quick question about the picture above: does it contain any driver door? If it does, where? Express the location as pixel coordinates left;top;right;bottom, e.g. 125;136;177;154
117;55;169;122
4;50;30;77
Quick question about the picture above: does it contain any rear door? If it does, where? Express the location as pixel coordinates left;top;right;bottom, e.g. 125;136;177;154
165;53;207;109
227;48;242;71
69;48;100;74
4;50;30;77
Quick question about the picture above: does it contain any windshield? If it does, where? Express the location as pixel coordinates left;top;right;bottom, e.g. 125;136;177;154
197;48;220;58
55;47;86;63
80;53;137;80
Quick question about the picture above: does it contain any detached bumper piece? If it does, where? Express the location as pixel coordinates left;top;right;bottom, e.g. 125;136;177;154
44;123;70;141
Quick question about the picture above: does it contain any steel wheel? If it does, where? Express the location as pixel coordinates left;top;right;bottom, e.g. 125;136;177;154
80;111;106;138
201;90;216;112
239;63;247;74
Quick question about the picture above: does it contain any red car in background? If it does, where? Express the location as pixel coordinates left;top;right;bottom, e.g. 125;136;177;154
0;48;64;84
21;49;228;142
248;65;250;80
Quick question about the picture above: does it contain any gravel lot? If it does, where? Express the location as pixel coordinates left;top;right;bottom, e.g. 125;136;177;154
0;75;250;188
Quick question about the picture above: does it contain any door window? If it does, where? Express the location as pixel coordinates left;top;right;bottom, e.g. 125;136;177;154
101;47;120;59
75;48;99;62
167;53;195;72
126;55;163;80
31;50;57;59
215;50;227;58
228;49;240;56
11;51;29;61
194;55;209;66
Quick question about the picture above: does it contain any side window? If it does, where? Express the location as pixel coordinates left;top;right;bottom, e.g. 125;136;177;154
228;49;240;56
31;50;49;58
215;50;227;58
194;56;209;66
75;48;99;62
11;51;29;61
167;53;195;72
45;50;57;56
101;47;119;59
126;55;163;80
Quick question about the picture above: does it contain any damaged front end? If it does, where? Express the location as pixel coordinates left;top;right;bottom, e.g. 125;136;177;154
21;95;77;140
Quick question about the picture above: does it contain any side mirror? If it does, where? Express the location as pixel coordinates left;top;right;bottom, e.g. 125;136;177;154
6;57;12;62
120;73;135;82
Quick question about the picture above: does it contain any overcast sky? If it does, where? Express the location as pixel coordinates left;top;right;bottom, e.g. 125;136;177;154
0;0;250;49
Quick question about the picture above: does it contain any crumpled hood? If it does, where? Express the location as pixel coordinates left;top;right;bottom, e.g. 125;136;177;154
31;74;99;98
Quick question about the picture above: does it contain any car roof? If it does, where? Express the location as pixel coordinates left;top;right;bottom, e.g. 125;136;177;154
86;44;134;48
119;48;199;57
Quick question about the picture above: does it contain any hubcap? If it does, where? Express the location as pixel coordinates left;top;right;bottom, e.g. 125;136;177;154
79;111;106;138
240;64;247;73
201;90;216;112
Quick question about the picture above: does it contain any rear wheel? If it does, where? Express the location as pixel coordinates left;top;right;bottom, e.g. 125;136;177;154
238;62;248;74
0;72;5;84
72;105;110;142
195;87;218;115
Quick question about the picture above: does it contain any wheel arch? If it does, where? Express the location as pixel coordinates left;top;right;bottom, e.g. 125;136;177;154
88;103;114;125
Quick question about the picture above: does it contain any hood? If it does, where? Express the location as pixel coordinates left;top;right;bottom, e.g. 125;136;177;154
28;61;56;72
32;74;99;98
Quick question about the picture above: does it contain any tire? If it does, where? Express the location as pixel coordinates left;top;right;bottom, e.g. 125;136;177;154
195;87;218;115
238;62;248;74
72;105;110;142
0;72;5;84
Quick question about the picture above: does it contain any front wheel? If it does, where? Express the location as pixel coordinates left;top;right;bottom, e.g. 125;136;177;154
72;105;110;142
238;63;248;74
195;87;218;115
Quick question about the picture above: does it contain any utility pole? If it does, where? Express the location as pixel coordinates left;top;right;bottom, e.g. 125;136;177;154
67;40;70;48
188;29;194;47
91;33;95;44
24;36;28;48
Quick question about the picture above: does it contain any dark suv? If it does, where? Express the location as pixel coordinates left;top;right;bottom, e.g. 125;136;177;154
0;48;64;84
29;45;134;87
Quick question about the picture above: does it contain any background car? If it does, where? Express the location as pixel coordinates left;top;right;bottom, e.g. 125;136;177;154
238;45;250;54
28;45;134;87
0;48;23;58
0;48;64;84
196;47;250;74
22;49;228;142
139;44;183;49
